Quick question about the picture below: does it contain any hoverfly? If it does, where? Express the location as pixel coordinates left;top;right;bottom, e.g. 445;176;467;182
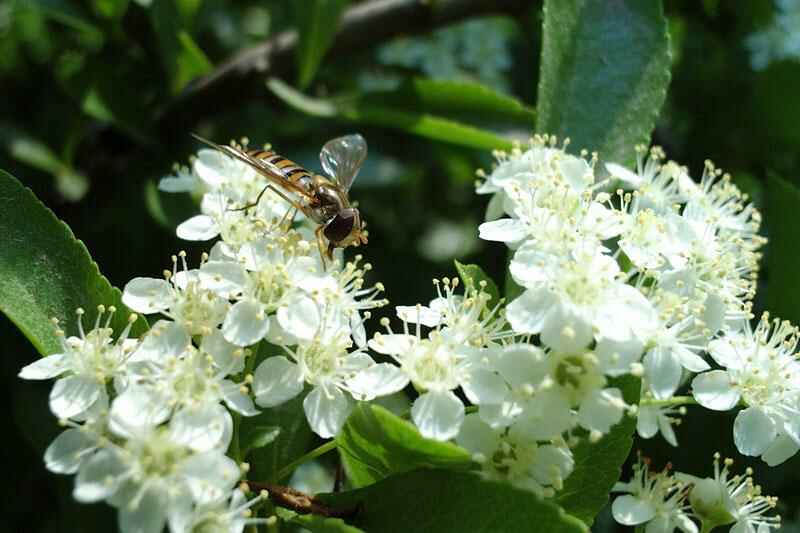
192;133;369;267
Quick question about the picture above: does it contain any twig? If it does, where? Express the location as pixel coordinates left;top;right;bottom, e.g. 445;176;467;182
159;0;532;128
247;481;359;519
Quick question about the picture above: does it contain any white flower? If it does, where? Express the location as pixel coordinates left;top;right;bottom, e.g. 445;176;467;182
456;413;574;497
641;308;710;401
506;246;656;352
679;454;781;533
116;324;256;451
19;306;138;420
122;252;228;337
692;314;800;462
369;328;469;441
396;276;511;348
605;145;695;214
73;414;240;533
612;456;698;533
636;394;682;447
44;410;108;475
476;136;594;216
254;325;405;438
170;489;271;533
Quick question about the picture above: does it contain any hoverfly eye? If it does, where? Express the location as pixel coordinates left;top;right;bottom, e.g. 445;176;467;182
324;211;356;244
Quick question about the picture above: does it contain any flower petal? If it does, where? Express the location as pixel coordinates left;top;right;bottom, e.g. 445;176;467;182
478;218;528;243
18;353;69;380
643;347;683;400
541;302;593;352
253;356;304;408
170;404;232;452
74;449;125;503
691;370;740;411
636;405;659;439
45;429;96;474
462;368;507;406
176;215;219;241
277;294;321;342
122;277;173;314
733;407;776;457
303;386;353;438
578;388;625;434
109;386;171;438
368;334;416;356
411;390;465;441
396;305;441;327
118;486;168;533
346;363;409;401
506;288;555;335
222;299;269;347
49;375;102;419
222;380;259;416
130;320;190;363
762;434;800;466
612;495;655;526
456;413;500;456
199;261;250;298
201;329;243;375
180;451;240;504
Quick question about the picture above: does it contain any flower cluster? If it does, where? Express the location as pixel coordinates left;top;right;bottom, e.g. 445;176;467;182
16;131;794;530
474;136;794;466
18;143;393;532
612;453;780;532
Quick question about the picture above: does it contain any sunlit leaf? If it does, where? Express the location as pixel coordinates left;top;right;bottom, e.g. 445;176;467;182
0;169;146;356
296;0;349;89
536;0;671;164
320;470;588;533
336;403;473;488
268;78;515;151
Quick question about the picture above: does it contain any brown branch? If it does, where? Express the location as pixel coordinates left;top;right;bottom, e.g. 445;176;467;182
159;0;532;129
247;481;359;519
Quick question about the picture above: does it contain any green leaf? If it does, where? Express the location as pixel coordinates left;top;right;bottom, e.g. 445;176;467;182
246;387;316;483
360;79;536;125
240;425;281;457
0;169;146;356
335;403;473;488
267;78;515;151
320;470;588;533
92;0;129;19
765;173;800;324
454;260;500;309
536;0;671;164
555;375;640;526
27;0;104;48
296;0;349;89
150;0;212;93
279;509;365;533
2;132;89;202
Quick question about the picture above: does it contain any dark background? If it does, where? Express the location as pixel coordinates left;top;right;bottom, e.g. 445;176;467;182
2;1;800;531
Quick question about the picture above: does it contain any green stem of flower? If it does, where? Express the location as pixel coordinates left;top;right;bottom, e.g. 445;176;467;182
638;395;700;408
230;412;242;463
274;439;338;481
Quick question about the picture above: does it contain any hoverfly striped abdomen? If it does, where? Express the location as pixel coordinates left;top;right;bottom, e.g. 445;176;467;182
247;149;315;192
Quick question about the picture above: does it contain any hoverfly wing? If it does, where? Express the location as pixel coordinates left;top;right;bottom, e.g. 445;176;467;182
191;134;311;199
320;134;367;192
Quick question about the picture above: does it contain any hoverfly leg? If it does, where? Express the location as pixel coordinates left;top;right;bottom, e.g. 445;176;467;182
315;225;328;271
229;184;270;212
278;207;298;231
